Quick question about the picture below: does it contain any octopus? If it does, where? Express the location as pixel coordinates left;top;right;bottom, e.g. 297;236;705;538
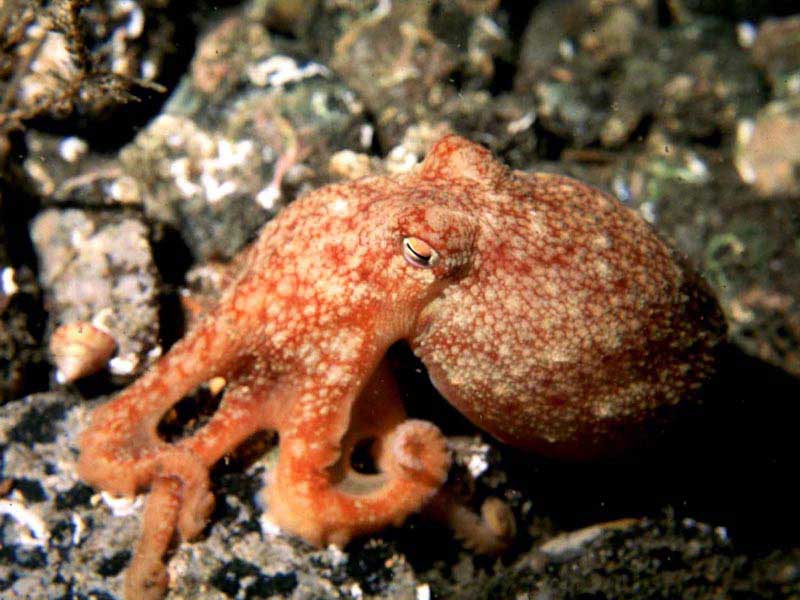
78;135;725;598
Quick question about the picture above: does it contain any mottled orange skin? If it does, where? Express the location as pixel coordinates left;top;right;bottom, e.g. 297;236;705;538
78;136;724;599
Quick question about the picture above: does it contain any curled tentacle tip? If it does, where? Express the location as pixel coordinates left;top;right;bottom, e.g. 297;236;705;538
385;419;450;484
449;497;517;555
480;496;516;542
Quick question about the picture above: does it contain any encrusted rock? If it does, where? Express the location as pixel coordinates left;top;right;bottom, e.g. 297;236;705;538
516;2;762;147
30;209;159;379
23;131;140;208
735;100;800;198
119;11;369;262
329;0;510;146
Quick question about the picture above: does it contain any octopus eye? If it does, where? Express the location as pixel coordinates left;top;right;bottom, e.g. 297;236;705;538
402;237;438;268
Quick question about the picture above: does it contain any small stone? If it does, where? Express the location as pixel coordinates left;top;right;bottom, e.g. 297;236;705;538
329;150;373;180
735;101;800;197
58;137;88;164
538;519;639;563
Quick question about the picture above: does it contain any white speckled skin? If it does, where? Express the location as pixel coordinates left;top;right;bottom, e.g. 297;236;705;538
412;145;725;458
78;135;725;599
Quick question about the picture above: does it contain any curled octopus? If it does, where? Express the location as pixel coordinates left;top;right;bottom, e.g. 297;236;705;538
78;135;725;598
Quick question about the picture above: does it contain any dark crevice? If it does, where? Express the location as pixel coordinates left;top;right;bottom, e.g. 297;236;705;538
628;112;655;145
211;431;277;476
487;0;538;95
488;56;517;95
690;127;724;149
28;196;147;220
1;137;50;400
156;386;222;443
350;437;379;475
69;369;123;398
156;288;187;357
148;223;193;352
148;224;194;285
533;120;568;161
386;341;476;438
498;0;537;44
677;0;800;21
1;134;42;270
656;0;674;27
498;344;800;551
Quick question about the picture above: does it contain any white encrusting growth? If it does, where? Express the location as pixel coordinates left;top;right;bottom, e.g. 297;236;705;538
1;266;18;296
58;136;88;163
0;498;50;547
246;55;330;88
98;491;143;516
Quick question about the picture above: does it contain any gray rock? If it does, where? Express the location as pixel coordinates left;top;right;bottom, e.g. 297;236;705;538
30;209;159;379
119;10;370;262
23;131;139;208
516;3;762;147
0;393;425;599
468;516;800;600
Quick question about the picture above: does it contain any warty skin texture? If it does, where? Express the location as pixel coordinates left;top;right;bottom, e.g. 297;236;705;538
77;135;725;599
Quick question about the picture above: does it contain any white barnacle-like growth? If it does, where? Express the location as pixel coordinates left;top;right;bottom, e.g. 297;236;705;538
0;499;50;547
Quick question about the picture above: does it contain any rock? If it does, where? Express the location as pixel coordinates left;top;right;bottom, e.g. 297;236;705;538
515;0;659;148
751;15;800;99
656;22;762;141
119;10;370;262
30;209;159;379
537;519;638;563
119;114;276;262
516;3;762;147
329;0;511;147
735;100;800;197
23;131;141;208
472;515;800;600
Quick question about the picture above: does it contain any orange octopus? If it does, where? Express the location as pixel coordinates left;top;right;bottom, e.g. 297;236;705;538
78;135;725;598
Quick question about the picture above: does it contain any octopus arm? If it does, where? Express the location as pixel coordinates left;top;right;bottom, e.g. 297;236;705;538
267;357;451;546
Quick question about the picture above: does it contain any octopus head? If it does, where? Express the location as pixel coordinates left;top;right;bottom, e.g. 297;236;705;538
399;136;725;459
